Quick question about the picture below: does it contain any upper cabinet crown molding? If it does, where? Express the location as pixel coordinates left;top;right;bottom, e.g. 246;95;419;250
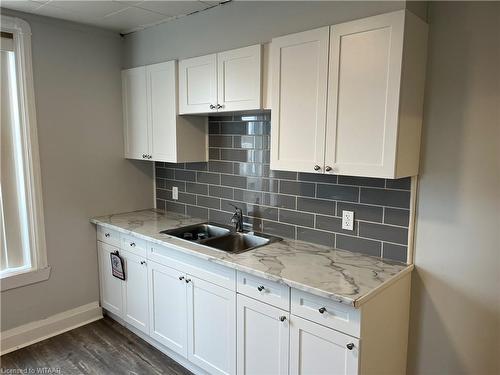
122;60;207;163
179;44;263;114
271;10;428;179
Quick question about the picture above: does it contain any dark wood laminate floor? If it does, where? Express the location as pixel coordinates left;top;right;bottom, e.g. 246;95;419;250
1;316;192;375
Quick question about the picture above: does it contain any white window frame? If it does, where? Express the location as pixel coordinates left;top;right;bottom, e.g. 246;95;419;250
1;15;50;291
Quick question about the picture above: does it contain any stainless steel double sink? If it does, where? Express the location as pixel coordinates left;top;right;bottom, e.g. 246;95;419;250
161;223;282;254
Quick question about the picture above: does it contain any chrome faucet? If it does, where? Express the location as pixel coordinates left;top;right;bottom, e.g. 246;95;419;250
229;204;244;232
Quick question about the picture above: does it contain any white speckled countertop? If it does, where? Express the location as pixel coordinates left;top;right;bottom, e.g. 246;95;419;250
90;209;412;307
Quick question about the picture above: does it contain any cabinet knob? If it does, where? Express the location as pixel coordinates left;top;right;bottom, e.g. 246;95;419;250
104;233;110;238
318;307;327;314
257;285;265;292
325;166;332;172
142;154;146;158
140;261;146;265
130;242;136;247
279;316;287;322
209;104;216;109
314;165;321;171
346;343;355;350
148;155;152;159
216;104;223;109
179;276;185;281
185;278;192;283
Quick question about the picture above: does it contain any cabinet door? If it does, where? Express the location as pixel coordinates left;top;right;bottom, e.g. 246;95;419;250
179;54;217;114
97;242;123;317
121;251;149;334
237;295;289;375
326;12;404;178
217;44;261;112
147;61;177;162
290;315;359;375
122;66;149;160
187;276;236;375
148;261;188;358
270;27;329;173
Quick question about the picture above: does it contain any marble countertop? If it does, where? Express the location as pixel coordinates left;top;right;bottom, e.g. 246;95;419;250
90;209;412;308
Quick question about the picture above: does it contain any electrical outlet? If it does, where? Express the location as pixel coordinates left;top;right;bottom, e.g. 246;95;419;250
342;210;354;231
172;186;178;200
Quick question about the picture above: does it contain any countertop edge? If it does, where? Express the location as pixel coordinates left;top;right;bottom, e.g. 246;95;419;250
91;218;411;308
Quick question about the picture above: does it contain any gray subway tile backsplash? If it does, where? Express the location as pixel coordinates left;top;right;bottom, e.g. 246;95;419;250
155;112;412;262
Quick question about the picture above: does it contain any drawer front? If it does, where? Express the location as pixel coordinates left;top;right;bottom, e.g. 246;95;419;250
149;242;236;291
121;234;147;257
237;271;290;310
291;289;360;337
97;226;120;247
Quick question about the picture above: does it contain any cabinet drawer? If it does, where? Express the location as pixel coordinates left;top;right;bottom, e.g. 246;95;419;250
149;242;236;290
97;226;120;247
121;234;147;257
291;289;360;337
237;271;290;310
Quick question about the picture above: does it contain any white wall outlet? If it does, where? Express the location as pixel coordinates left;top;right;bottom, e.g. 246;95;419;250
342;210;354;231
172;186;179;200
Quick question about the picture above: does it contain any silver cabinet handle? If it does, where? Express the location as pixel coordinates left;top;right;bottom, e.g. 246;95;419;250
104;233;110;238
325;166;332;172
346;343;354;350
148;155;152;159
142;154;147;158
179;276;185;281
257;285;265;292
140;261;146;265
318;307;326;314
279;316;287;322
185;278;192;283
216;104;223;109
314;165;321;171
130;242;136;247
209;104;216;109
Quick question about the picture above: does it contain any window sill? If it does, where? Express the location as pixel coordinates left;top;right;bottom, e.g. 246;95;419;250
0;266;51;292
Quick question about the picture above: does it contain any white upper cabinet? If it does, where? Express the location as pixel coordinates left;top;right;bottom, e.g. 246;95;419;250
122;61;207;163
326;10;428;178
179;44;262;114
217;44;261;112
122;66;149;160
270;11;428;178
270;27;330;173
179;54;218;114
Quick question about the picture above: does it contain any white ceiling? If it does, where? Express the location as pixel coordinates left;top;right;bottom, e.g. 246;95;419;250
0;0;228;34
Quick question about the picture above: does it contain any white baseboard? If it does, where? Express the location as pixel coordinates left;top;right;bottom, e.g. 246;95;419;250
1;301;103;355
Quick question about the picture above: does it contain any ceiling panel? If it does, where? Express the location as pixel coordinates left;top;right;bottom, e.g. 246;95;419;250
47;1;127;19
0;0;227;33
137;1;210;17
98;6;168;31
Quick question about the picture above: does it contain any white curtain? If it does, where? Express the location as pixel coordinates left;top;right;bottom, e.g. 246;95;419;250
0;34;31;273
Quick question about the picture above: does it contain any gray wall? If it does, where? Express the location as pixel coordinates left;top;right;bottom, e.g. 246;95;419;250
0;10;153;331
407;2;500;374
123;1;408;68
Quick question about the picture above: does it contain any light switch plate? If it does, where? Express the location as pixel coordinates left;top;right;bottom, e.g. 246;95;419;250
172;186;178;200
342;210;354;231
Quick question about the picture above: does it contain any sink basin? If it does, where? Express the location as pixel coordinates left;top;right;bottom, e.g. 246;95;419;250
161;222;281;253
201;232;279;253
161;223;231;241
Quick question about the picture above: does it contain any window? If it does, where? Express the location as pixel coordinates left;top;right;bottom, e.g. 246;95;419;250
1;15;49;291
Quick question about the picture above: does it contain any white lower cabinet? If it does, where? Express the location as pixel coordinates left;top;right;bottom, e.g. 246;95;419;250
97;242;123;317
290;315;359;375
148;261;188;357
121;251;149;334
187;276;236;375
97;226;411;375
237;295;289;375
